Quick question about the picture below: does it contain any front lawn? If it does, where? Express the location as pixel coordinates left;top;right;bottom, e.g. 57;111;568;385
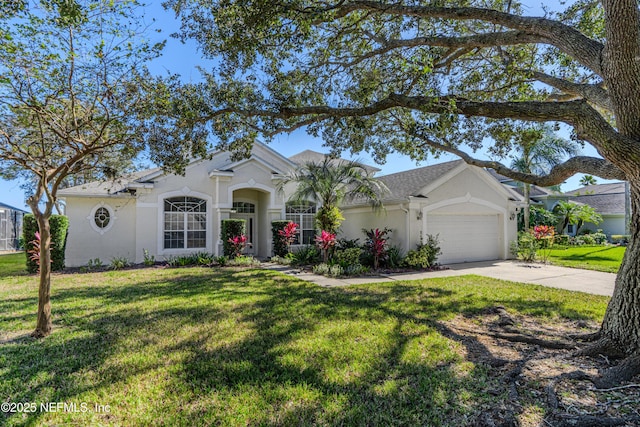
546;245;625;273
0;260;610;426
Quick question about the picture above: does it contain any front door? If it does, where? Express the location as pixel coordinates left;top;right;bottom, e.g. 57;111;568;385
230;202;256;255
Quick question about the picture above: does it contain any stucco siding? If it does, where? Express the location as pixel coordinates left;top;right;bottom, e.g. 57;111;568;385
65;196;136;267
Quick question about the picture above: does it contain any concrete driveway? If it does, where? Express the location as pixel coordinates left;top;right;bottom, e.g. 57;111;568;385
267;260;616;296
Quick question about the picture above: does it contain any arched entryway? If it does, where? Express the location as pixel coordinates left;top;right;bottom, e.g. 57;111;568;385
229;188;272;258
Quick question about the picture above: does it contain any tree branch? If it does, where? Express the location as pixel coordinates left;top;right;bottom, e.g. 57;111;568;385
531;71;612;111
332;1;604;75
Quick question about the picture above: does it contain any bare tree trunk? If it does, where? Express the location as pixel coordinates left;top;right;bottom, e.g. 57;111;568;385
597;180;640;356
30;210;53;338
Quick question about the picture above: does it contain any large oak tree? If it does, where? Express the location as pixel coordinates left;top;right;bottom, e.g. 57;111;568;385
157;0;640;384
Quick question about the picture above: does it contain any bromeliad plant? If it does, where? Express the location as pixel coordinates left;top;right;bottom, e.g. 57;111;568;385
363;228;391;270
315;230;336;263
278;221;299;253
228;234;249;258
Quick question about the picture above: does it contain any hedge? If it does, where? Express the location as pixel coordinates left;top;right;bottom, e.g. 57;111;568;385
221;219;246;257
23;214;69;273
271;220;291;257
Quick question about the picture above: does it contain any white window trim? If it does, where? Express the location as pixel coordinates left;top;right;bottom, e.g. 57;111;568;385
157;188;213;256
87;202;117;235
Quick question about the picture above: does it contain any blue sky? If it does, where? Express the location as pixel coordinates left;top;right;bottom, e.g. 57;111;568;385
0;1;614;210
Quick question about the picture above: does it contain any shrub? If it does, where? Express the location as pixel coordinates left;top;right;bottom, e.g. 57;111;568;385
554;234;570;246
363;228;391;270
592;230;608;245
315;230;337;263
511;231;538;262
291;245;321;265
344;263;369;276
227;235;249;258
271;220;291;257
315;205;344;234
403;235;441;269
229;255;260;266
221;219;246;257
23;214;69;273
336;238;360;250
333;247;363;268
143;249;156;266
386;246;404;269
110;256;131;270
165;253;213;267
576;234;596;245
312;263;343;277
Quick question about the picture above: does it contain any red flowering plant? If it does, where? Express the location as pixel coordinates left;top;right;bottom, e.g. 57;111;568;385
28;231;42;270
278;221;299;253
315;230;336;263
532;225;555;262
363;228;391;270
227;234;249;258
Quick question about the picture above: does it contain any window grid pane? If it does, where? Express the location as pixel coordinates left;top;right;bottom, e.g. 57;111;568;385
164;197;206;249
286;203;316;245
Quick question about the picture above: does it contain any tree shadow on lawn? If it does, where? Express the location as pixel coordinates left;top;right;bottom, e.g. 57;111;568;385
0;269;606;426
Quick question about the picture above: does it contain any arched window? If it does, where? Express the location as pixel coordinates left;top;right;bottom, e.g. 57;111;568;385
285;202;316;244
163;197;207;249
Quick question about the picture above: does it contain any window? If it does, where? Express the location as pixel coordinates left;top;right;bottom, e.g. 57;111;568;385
567;224;574;234
163;197;207;249
286;202;316;244
232;202;255;213
94;207;111;229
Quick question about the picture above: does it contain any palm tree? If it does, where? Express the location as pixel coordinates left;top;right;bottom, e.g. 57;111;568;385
553;200;580;234
579;175;598;187
510;126;579;231
277;156;388;233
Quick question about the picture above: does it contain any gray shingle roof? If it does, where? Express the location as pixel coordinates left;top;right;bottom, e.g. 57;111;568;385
58;168;159;196
564;182;626;215
378;160;463;200
564;182;626;196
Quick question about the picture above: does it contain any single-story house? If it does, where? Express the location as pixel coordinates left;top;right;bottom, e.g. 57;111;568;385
0;202;27;251
487;170;629;237
59;143;522;267
564;183;628;236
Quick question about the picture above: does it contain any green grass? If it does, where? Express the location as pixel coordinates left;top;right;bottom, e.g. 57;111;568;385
0;256;609;426
546;245;625;273
0;253;28;279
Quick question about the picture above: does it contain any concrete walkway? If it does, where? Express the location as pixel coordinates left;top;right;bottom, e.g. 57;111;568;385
264;260;616;296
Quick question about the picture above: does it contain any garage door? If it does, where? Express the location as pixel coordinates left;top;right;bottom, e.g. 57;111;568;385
428;214;501;264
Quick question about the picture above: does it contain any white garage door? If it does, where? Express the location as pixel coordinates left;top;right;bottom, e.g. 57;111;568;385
428;214;501;264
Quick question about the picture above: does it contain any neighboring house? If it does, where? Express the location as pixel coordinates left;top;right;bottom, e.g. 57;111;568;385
564;183;628;236
59;143;522;267
0;202;27;251
488;170;628;237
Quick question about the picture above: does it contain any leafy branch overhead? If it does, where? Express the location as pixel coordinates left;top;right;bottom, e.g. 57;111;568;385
159;0;635;185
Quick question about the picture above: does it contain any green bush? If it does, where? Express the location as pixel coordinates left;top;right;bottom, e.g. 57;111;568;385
511;231;537;262
576;234;596;245
592;231;608;245
554;234;570;246
403;235;441;269
344;263;369;276
110;256;131;270
312;263;343;277
336;238;360;250
333;247;363;268
221;219;246;257
291;245;321;265
23;214;69;273
386;246;404;268
271;220;291;257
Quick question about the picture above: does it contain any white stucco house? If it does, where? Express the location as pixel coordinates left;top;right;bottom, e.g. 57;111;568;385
58;142;522;267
